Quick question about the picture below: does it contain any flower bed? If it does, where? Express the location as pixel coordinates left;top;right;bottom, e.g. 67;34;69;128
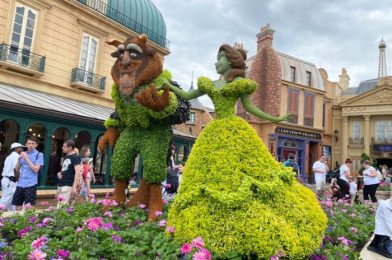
0;194;375;259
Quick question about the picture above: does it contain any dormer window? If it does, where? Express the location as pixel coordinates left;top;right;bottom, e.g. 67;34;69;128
290;66;296;82
306;71;311;87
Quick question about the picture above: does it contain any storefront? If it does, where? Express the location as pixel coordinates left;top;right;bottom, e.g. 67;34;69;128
0;85;194;189
270;127;323;183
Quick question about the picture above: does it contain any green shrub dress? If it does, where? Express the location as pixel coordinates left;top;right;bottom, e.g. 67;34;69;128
168;77;327;259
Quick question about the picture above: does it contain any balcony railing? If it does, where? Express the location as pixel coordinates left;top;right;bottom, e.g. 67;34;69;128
371;137;392;145
0;43;45;75
76;0;169;48
71;68;106;92
349;137;364;145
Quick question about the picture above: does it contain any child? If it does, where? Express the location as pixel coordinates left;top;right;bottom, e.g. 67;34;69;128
349;176;358;205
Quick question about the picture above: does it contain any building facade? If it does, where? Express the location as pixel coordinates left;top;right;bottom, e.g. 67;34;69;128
0;0;194;189
238;24;334;183
332;73;392;174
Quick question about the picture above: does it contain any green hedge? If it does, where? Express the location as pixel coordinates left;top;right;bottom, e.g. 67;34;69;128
168;116;327;258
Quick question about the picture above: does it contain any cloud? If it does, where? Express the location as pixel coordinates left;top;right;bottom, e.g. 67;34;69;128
153;0;392;107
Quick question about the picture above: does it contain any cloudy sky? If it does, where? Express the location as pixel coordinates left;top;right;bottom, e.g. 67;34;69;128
153;0;392;108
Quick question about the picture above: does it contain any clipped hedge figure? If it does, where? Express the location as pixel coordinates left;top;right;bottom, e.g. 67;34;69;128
98;34;189;221
165;44;327;258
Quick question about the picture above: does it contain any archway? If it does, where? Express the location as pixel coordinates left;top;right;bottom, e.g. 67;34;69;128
26;123;46;152
0;119;20;173
46;127;71;185
75;130;91;151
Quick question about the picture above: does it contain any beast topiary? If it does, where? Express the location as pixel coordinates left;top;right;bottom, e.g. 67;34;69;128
164;44;327;258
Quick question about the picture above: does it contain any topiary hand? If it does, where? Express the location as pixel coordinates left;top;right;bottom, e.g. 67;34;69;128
98;127;120;154
135;84;170;112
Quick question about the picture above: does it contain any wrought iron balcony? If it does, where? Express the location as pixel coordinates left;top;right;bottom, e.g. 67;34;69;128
304;117;314;127
287;114;298;124
76;0;169;48
71;68;106;92
0;43;45;76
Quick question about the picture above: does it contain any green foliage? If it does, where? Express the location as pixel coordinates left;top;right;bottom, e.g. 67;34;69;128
197;77;256;119
168;116;327;259
0;201;180;259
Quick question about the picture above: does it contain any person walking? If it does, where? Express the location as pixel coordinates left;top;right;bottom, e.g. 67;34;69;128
12;137;44;210
338;158;352;199
56;139;81;206
0;143;25;211
284;153;300;180
312;155;329;199
362;160;380;207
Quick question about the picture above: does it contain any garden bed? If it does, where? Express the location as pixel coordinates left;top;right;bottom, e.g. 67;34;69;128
0;195;375;259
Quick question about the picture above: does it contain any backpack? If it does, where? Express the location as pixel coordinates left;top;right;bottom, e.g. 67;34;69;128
166;169;179;194
82;164;89;181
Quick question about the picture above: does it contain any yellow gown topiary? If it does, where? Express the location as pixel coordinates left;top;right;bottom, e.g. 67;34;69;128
168;77;327;259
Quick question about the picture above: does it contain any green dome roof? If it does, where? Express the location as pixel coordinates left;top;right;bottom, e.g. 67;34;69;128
107;0;167;47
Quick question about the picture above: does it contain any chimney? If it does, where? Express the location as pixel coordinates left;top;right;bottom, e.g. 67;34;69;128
338;68;350;91
256;23;275;52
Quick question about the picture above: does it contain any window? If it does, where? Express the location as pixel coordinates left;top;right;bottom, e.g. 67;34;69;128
352;121;361;144
79;33;98;84
187;112;196;124
287;88;299;124
375;120;392;143
290;66;296;82
304;93;315;127
10;4;37;63
306;71;311;87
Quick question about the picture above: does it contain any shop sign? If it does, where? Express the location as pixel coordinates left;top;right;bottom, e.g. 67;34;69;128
275;127;321;140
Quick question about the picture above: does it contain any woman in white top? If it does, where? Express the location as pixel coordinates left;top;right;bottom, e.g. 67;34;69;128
338;158;352;199
362;160;380;206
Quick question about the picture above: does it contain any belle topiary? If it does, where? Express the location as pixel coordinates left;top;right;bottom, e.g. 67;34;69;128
164;44;327;258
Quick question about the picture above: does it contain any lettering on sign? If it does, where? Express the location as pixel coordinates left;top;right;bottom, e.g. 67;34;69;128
275;127;321;140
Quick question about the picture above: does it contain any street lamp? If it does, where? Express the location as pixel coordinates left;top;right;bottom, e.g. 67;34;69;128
334;129;339;142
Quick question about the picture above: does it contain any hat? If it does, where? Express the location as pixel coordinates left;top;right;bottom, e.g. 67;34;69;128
10;143;26;150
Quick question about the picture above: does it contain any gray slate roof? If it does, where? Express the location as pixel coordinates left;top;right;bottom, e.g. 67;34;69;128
341;78;379;96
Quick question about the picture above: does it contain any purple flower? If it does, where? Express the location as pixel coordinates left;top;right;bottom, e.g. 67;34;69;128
103;212;112;218
57;249;70;258
18;226;31;238
166;226;175;234
154;211;163;217
111;235;122;243
338;236;353;245
29;216;37;223
66;208;74;214
139;203;146;209
102;222;113;230
350;227;358;233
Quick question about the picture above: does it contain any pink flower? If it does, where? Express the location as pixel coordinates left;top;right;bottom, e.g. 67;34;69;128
350;227;358;233
57;249;70;258
18;226;32;237
159;220;166;227
31;236;48;249
42;218;54;226
319;201;325;205
325;201;333;208
192;237;205;249
200;249;212;260
270;257;278;260
25;203;33;209
103;212;113;218
84;217;104;232
88;193;95;199
350;213;356;218
0;205;7;211
192;250;211;260
89;199;96;204
345;194;350;199
111;200;118;206
338;236;353;245
139;203;146;209
163;199;168;205
181;243;192;254
39;201;49;207
341;209;347;213
56;195;65;202
154;211;163;217
277;251;284;257
337;199;344;204
28;249;47;260
76;227;84;232
165;183;171;189
166;226;175;234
